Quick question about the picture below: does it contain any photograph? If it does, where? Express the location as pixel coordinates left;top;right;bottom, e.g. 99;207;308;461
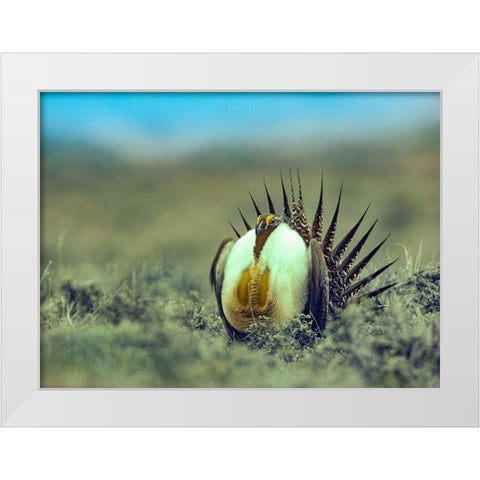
40;91;440;388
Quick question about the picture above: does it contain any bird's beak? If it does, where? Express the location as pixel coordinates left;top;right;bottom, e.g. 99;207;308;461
255;222;265;235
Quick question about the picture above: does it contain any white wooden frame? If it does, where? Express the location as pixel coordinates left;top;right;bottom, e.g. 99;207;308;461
1;53;478;426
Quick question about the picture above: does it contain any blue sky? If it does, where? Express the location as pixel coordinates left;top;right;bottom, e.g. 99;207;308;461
41;92;439;159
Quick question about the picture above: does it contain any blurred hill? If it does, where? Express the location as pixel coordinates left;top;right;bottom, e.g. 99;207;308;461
41;123;439;290
42;122;439;169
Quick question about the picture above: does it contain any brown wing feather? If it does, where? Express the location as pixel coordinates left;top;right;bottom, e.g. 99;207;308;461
307;238;330;331
210;238;232;288
209;237;248;341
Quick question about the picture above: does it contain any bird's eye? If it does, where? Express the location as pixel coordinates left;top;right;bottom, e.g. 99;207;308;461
256;215;261;225
265;214;274;226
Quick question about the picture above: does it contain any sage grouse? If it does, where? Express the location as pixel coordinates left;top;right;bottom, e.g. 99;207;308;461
210;171;397;341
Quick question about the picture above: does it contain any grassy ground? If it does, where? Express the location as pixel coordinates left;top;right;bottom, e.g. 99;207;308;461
40;136;440;388
40;256;439;388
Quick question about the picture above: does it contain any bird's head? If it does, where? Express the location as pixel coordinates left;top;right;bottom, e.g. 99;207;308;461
255;213;283;235
254;213;283;260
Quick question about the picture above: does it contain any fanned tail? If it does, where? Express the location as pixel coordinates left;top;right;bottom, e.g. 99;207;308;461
323;184;342;261
292;169;310;245
263;180;276;214
345;234;391;287
331;203;370;263
343;259;398;300
228;221;241;238
237;207;252;231
249;191;262;217
354;282;398;302
311;172;324;243
338;219;378;274
280;171;291;220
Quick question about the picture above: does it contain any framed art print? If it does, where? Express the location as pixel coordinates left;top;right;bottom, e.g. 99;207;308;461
1;53;478;426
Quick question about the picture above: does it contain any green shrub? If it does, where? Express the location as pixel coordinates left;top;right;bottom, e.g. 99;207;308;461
40;261;440;388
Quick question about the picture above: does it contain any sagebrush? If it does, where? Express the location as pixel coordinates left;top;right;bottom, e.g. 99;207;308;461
41;260;439;388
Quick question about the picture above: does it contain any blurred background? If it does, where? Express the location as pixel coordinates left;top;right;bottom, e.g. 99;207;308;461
40;92;440;288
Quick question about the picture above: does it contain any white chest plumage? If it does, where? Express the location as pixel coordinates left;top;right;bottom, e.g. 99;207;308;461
221;223;309;331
